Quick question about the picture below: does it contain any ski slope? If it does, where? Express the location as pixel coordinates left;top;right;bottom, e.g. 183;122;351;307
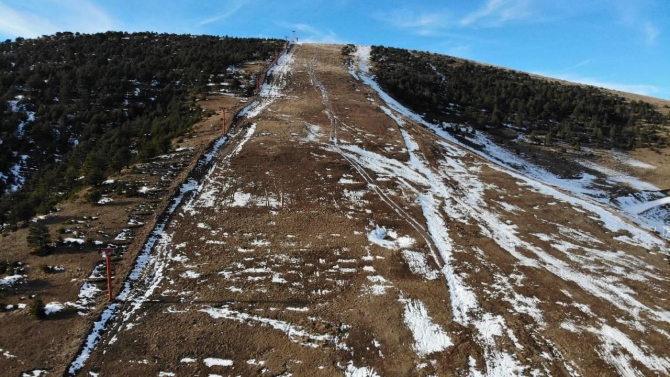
66;43;670;377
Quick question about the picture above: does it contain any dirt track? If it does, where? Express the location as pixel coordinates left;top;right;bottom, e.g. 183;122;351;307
34;44;670;376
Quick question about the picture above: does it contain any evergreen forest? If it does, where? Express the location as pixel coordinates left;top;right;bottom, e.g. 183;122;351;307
0;32;282;224
369;46;669;151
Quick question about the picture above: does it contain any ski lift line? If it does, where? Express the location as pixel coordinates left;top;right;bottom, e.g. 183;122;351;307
66;91;258;377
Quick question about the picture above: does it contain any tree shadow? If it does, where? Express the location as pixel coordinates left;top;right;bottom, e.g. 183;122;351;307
38;243;100;256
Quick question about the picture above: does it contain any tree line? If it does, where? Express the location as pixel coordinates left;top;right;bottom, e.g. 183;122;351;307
0;31;282;224
369;46;669;150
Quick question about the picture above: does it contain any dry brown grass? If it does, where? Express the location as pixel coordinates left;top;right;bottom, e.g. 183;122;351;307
3;43;669;377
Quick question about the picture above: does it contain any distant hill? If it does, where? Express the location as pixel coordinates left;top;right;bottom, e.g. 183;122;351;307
368;46;670;151
0;32;282;224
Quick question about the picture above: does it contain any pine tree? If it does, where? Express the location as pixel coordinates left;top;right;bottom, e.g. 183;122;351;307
27;222;51;251
29;298;46;319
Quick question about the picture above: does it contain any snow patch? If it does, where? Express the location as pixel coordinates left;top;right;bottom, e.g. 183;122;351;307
204;358;234;367
367;225;415;250
45;301;65;315
401;250;440;280
402;299;453;357
344;361;380;377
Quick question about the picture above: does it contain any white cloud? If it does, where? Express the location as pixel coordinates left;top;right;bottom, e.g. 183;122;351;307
277;22;344;44
0;0;117;38
562;59;591;71
200;0;249;25
535;72;662;97
62;0;116;33
0;3;58;37
609;0;660;46
460;0;534;27
644;21;659;45
374;9;451;37
447;45;471;57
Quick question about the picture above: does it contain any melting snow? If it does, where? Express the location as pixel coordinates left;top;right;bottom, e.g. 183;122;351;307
401;250;440;280
66;282;101;313
201;306;334;347
45;301;65;315
367;225;415;250
204;358;234;367
402;299;453;357
590;324;670;376
344;361;380;377
180;271;201;279
0;274;25;286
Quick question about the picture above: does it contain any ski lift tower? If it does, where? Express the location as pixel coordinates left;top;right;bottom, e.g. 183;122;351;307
292;30;296;43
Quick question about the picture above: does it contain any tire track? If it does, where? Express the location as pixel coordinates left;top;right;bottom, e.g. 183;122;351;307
305;54;444;271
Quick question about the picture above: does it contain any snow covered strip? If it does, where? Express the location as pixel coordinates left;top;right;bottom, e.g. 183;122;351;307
67;134;231;375
201;306;335;348
238;48;294;119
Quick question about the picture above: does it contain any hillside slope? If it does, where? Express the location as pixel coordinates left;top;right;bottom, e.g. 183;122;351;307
0;32;282;223
30;43;667;376
368;46;670;152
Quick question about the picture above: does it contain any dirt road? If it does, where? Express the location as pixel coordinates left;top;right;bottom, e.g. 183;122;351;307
68;44;670;377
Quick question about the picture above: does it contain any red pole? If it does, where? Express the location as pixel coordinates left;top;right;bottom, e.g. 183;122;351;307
103;247;113;301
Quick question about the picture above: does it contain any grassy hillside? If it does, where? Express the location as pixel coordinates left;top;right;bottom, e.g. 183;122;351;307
368;46;670;151
0;32;282;224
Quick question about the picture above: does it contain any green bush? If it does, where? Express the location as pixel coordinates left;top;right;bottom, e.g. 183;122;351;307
0;260;18;274
27;222;51;252
341;44;356;56
29;298;46;319
87;190;102;205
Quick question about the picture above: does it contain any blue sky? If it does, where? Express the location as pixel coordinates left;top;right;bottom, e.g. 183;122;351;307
1;0;668;99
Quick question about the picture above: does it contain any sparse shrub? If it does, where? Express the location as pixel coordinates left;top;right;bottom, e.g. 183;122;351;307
29;298;46;319
87;190;102;205
0;260;13;274
41;265;64;274
341;44;356;56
